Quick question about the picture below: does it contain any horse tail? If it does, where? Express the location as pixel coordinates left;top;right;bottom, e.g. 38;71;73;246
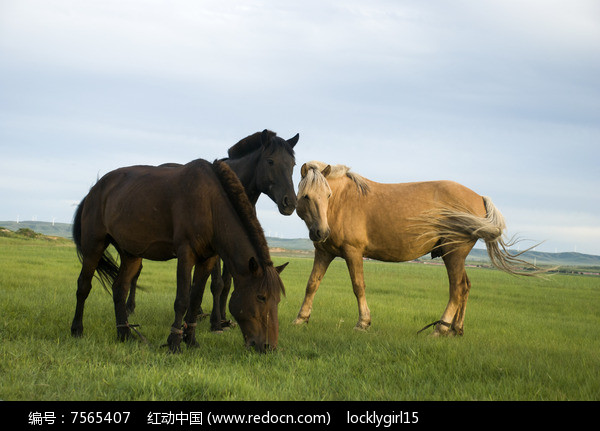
418;196;546;277
72;198;84;256
73;197;120;291
478;197;547;276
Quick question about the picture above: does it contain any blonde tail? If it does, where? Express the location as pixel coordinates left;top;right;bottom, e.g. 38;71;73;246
417;197;547;277
480;197;547;276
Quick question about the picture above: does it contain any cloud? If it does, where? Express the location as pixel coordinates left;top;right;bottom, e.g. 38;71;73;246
0;0;598;254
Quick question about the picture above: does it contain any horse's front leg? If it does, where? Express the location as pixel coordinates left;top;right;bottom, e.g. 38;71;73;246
183;256;217;347
125;262;142;315
167;247;195;353
293;248;334;325
343;246;371;330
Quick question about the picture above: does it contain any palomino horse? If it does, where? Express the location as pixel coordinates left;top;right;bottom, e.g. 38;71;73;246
293;161;540;336
125;130;299;332
71;159;286;353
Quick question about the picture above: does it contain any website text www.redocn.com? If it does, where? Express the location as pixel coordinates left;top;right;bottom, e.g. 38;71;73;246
147;410;330;426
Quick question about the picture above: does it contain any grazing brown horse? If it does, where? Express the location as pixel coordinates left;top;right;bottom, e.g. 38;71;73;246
71;159;286;353
125;130;299;332
293;161;541;336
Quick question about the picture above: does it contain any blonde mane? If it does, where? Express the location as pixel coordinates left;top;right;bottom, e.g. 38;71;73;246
298;161;370;197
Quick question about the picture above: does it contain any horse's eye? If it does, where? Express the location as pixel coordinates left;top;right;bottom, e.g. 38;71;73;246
303;195;309;200
257;294;267;303
267;159;274;166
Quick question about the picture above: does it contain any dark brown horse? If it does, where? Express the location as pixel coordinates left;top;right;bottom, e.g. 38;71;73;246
125;130;299;332
71;159;286;353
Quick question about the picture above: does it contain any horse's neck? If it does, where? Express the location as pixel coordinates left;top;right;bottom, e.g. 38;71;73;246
224;154;261;205
328;175;350;197
211;199;258;278
330;174;369;198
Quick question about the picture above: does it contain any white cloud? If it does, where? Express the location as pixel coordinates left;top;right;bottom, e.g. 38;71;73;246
0;0;599;253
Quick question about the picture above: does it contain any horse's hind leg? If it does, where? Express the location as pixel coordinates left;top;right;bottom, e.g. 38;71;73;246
437;245;473;336
71;242;107;337
112;253;142;341
71;260;98;337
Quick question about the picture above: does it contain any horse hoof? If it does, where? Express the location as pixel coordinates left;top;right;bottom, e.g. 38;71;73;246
292;317;309;325
116;324;132;341
431;328;459;337
117;330;132;342
169;346;182;354
354;322;371;331
168;342;182;353
183;335;198;347
221;320;236;330
166;333;183;353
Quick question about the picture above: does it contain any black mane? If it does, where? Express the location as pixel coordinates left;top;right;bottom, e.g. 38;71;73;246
227;130;295;160
211;159;273;268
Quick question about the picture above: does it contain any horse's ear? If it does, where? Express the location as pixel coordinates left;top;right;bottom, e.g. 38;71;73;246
287;133;299;148
322;165;332;177
260;129;271;147
249;257;262;276
275;262;289;274
300;163;309;178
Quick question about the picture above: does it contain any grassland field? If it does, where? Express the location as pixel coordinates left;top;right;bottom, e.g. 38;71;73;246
0;233;598;402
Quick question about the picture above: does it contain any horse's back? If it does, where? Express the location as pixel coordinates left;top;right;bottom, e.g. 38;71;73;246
81;159;219;259
328;178;486;261
366;179;484;217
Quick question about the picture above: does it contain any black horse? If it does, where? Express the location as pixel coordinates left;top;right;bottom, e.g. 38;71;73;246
71;159;287;353
125;129;299;331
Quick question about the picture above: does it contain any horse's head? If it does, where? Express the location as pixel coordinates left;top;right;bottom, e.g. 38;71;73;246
255;130;299;216
229;259;287;353
297;162;332;243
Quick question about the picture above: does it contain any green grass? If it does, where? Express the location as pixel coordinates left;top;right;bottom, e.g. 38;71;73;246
0;236;598;401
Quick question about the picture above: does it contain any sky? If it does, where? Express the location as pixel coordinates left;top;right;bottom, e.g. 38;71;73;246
1;0;599;255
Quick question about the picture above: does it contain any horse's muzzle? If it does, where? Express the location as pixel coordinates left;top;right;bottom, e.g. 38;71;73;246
309;227;330;242
247;340;276;353
278;195;296;216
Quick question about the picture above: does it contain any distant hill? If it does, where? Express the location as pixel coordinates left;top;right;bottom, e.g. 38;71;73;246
266;237;315;251
0;221;73;239
264;237;600;269
2;221;599;269
466;248;600;268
